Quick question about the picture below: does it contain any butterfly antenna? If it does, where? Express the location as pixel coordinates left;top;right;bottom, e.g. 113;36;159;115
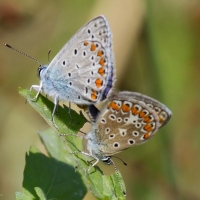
111;156;127;166
111;159;126;196
4;43;42;66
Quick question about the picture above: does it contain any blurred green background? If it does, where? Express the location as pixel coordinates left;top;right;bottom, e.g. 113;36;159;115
1;0;200;199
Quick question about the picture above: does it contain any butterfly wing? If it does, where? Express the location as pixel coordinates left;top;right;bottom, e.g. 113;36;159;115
113;91;172;128
94;91;172;156
44;16;115;104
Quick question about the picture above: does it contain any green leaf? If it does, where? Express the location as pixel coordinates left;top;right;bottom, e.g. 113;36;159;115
18;88;126;200
22;143;87;199
18;87;87;134
34;188;46;200
16;192;33;200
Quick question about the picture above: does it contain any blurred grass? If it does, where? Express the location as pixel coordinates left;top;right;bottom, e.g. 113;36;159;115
1;0;200;200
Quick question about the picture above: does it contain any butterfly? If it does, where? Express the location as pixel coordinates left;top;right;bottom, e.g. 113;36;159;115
5;15;115;128
84;91;172;167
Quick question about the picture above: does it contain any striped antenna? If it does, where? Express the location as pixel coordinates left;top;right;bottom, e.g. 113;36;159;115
4;43;42;66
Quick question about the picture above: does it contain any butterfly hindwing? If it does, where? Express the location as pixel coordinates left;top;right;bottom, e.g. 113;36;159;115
93;91;172;156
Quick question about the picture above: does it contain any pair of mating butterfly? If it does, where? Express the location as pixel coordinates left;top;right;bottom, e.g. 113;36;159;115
6;15;171;193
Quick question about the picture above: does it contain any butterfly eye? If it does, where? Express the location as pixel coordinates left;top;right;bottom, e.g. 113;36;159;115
37;65;47;78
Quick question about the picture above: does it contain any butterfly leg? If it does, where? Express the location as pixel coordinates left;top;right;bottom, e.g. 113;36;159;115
86;148;100;171
56;103;59;116
25;83;42;104
89;156;99;171
51;96;59;129
71;151;99;172
29;82;43;101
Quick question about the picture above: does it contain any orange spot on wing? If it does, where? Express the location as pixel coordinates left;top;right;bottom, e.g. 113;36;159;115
98;67;105;76
91;90;98;100
144;116;151;123
95;78;103;88
84;41;89;46
144;132;150;140
139;111;147;118
122;104;131;112
132;107;139;115
97;50;103;57
99;58;105;66
91;94;97;100
90;43;96;51
144;124;153;131
111;102;120;111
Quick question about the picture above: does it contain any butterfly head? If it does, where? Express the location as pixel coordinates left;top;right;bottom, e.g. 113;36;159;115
37;65;47;79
